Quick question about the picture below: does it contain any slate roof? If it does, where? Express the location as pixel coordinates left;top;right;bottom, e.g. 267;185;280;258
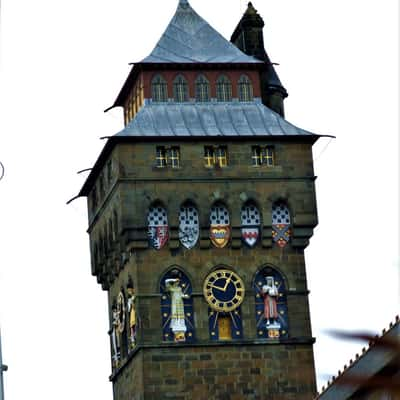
141;0;262;64
316;316;400;400
115;101;318;138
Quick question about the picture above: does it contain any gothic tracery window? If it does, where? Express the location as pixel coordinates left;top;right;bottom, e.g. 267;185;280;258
151;74;168;102
238;75;253;102
195;74;210;102
216;75;232;102
173;75;189;102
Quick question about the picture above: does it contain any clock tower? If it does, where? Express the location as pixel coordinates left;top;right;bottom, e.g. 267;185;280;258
78;1;328;399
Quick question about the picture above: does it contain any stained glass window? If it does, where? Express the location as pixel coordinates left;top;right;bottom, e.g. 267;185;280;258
216;75;232;102
238;75;253;102
151;75;168;102
173;75;189;102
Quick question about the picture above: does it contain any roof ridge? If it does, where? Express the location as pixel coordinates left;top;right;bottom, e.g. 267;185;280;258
314;315;400;399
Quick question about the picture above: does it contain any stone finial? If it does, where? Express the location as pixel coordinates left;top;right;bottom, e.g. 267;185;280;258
246;2;258;15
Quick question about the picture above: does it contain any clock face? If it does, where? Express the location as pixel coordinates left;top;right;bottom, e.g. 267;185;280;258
203;269;245;312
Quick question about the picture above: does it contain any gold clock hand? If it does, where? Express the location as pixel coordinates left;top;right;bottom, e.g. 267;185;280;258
207;283;225;291
222;275;232;292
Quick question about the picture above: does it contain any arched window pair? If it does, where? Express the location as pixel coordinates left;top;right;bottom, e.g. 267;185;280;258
151;74;254;103
216;75;253;102
152;74;208;103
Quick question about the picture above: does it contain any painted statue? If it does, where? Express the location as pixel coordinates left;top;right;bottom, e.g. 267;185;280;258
126;283;137;349
165;278;190;342
261;277;279;326
110;304;121;367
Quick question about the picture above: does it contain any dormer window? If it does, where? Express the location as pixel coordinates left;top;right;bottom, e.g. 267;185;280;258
151;75;168;102
238;75;253;102
173;75;189;102
195;75;210;102
216;75;232;102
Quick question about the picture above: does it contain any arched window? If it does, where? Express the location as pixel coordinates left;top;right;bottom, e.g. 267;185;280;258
240;202;261;247
272;201;291;248
195;75;210;102
147;204;169;249
254;266;289;339
216;75;232;102
151;75;168;102
160;268;195;343
238;75;253;102
173;75;189;102
209;203;230;248
179;203;199;249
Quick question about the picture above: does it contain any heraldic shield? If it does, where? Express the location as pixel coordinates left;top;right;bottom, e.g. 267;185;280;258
272;202;291;248
147;206;169;250
209;204;230;248
241;203;261;247
179;204;200;249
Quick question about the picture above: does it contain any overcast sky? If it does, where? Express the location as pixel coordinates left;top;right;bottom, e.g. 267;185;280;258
0;0;398;398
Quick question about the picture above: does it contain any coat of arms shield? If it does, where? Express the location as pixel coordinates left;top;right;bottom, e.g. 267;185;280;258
147;206;169;250
241;227;259;247
149;226;169;250
179;205;199;249
241;203;261;247
210;225;231;248
209;204;231;248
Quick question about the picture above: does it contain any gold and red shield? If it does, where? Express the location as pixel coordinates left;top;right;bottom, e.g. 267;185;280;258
210;225;231;248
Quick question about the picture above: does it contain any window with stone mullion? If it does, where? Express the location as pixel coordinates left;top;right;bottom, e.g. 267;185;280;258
216;76;232;102
173;76;189;102
151;75;168;102
238;75;253;102
195;76;210;102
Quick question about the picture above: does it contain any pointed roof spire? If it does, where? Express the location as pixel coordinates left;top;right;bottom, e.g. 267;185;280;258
140;0;261;63
245;2;258;15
